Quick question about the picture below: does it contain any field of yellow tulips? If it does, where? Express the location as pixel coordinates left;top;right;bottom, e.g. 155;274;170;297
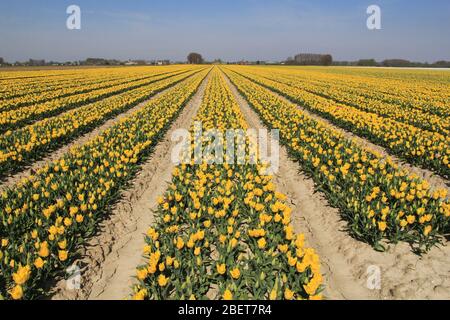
238;67;449;136
0;64;448;300
131;69;323;300
0;70;84;99
226;66;450;178
0;68;206;178
0;68;182;112
0;68;208;299
0;68;197;133
258;66;450;118
222;67;449;252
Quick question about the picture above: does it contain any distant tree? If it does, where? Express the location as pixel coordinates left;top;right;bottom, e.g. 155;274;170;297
434;60;450;68
357;59;378;66
285;57;295;65
320;54;333;66
85;58;105;65
28;59;46;66
332;61;350;66
0;57;4;64
187;52;203;64
382;59;411;67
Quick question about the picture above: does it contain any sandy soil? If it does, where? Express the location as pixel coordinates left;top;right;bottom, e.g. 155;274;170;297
222;70;450;300
51;73;210;300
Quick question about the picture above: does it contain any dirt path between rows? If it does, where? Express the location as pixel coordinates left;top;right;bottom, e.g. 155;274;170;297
0;75;195;193
222;70;450;300
51;73;210;300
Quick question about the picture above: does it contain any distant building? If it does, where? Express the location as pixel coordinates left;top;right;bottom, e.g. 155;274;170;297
147;60;170;65
157;60;170;65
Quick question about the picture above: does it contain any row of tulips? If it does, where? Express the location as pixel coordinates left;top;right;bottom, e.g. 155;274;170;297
0;70;88;98
0;68;210;299
222;67;449;253
0;68;194;133
1;73;96;101
264;66;449;117
0;67;205;178
227;67;450;179
0;67;171;99
0;67;186;112
245;68;449;136
131;68;323;300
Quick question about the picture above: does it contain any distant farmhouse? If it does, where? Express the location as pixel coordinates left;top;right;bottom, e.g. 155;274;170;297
124;59;170;66
156;60;170;65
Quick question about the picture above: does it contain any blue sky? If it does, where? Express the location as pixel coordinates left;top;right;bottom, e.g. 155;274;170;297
0;0;449;62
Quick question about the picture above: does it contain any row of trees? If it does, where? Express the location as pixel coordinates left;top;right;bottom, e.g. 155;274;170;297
0;54;205;67
285;54;333;66
0;58;175;67
350;59;450;68
2;54;449;68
